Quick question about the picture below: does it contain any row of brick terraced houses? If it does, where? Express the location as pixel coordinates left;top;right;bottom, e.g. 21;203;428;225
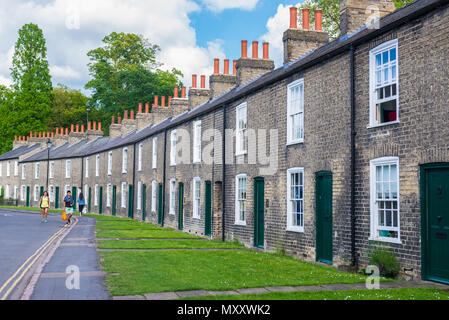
1;0;448;283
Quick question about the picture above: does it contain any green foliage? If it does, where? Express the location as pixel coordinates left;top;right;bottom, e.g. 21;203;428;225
393;0;415;9
369;247;400;278
299;0;341;39
0;187;4;200
85;32;183;129
0;23;53;153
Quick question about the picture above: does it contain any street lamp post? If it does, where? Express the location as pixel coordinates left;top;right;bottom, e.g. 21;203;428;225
46;138;52;191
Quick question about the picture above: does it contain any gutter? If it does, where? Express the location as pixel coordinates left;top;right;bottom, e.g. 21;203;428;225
161;128;167;227
221;105;226;241
349;45;358;271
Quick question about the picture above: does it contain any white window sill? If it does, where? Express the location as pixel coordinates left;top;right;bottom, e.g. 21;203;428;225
169;211;175;215
368;237;402;244
367;121;400;129
170;163;176;167
286;140;304;147
286;226;304;233
122;171;127;174
235;151;247;156
234;221;246;226
193;160;201;164
193;215;201;220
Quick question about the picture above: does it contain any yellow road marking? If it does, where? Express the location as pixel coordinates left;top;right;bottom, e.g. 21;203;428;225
0;227;65;300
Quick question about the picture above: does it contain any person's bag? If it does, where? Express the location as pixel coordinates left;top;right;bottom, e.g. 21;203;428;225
61;210;67;221
82;207;88;214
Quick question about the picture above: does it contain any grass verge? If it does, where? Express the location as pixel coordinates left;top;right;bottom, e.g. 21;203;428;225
182;288;449;300
99;250;368;296
97;239;245;250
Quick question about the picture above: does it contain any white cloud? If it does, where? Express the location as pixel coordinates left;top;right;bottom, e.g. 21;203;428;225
200;0;260;12
260;3;302;68
0;0;226;93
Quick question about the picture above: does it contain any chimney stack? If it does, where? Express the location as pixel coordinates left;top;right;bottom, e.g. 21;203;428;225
209;58;238;99
339;0;395;36
283;7;329;64
235;40;274;85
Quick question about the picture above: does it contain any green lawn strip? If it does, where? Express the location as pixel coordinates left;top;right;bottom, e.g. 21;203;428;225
95;220;166;231
97;239;245;250
96;229;201;239
99;250;368;296
183;288;449;300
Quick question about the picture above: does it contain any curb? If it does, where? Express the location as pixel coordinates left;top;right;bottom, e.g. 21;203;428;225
20;217;79;300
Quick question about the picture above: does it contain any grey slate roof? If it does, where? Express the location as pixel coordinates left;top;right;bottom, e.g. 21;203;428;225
0;144;41;161
14;0;443;163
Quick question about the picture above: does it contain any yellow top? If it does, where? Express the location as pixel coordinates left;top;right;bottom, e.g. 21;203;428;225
41;196;49;208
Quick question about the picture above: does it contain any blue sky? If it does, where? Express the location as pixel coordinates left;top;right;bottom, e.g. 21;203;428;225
0;0;304;95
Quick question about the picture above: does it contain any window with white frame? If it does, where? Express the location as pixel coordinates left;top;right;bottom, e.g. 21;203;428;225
287;167;304;232
235;174;247;225
14;161;19;176
151;180;157;212
22;164;26;180
5;184;10;199
108;151;112;175
236;103;247;155
35;163;40;179
121;182;127;208
66;160;71;178
49;185;55;202
34;185;39;201
21;185;26;201
287;79;304;144
122;148;128;173
170;130;177;166
138;143;143;171
369;39;398;126
107;184;112;207
65;185;71;194
370;157;400;242
85;157;89;178
169;179;176;214
137;181;142;210
152;137;157;169
192;177;201;218
13;185;18;199
193;121;202;163
0;162;2;177
94;184;99;206
7;161;11;177
49;161;54;179
96;154;100;177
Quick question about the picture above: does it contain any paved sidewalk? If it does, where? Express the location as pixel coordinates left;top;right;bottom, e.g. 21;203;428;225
28;216;110;300
113;281;449;300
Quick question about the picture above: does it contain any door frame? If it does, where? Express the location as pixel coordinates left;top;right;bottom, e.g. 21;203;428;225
204;181;212;236
178;182;184;230
420;162;449;284
253;177;265;248
315;171;333;264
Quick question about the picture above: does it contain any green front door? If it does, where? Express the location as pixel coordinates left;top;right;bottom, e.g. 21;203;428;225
88;187;92;212
72;187;77;207
128;184;133;218
316;171;333;264
99;186;103;214
205;181;212;236
40;186;44;197
112;185;117;216
158;183;163;225
254;177;265;248
142;184;147;221
178;182;184;230
26;186;30;207
55;186;59;209
421;164;449;284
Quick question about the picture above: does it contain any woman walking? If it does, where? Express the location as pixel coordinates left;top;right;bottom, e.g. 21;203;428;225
38;191;50;223
77;192;86;217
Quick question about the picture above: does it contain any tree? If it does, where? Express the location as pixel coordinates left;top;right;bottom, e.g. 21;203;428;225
85;32;182;117
393;0;415;8
6;23;53;145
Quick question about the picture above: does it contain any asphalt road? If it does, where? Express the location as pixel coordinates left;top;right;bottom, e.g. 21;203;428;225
0;209;63;298
0;209;110;300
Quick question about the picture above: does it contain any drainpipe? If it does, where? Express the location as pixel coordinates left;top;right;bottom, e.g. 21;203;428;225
350;45;358;271
161;129;167;227
221;104;226;241
132;142;137;219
